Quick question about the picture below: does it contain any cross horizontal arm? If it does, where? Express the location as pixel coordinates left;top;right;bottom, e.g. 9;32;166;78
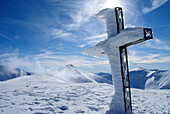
120;28;153;48
83;27;153;57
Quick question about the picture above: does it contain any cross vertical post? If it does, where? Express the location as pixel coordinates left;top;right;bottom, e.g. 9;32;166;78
119;46;132;112
115;7;132;112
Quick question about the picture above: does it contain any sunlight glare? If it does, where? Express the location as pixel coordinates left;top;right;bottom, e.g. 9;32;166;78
103;0;122;9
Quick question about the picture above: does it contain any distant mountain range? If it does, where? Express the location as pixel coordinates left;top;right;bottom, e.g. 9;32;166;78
97;68;170;89
0;64;169;89
129;68;170;89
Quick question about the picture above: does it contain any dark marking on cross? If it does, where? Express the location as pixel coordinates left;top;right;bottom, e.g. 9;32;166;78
115;7;153;112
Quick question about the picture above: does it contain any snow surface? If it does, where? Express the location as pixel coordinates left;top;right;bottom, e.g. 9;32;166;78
130;68;170;89
0;75;169;114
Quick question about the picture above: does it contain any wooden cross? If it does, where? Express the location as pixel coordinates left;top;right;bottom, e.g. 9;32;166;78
84;7;153;113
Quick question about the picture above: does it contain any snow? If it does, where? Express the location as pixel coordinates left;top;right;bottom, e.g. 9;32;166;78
96;8;118;38
83;27;144;57
130;67;145;71
0;65;169;113
2;64;169;90
0;64;112;85
58;64;92;83
0;6;168;113
0;75;169;114
130;68;170;89
0;65;30;81
104;47;125;113
146;71;156;77
131;88;170;113
0;76;113;114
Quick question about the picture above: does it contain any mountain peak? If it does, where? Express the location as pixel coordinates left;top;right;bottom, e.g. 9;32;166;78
65;64;75;68
131;67;145;71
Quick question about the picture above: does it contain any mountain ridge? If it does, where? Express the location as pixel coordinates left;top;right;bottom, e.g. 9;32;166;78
0;65;31;81
0;65;169;89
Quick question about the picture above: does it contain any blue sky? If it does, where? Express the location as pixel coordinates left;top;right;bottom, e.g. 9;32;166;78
0;0;169;73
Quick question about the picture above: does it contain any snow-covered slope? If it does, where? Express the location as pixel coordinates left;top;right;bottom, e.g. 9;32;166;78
130;68;170;89
81;71;112;84
58;64;92;83
0;75;169;114
96;72;112;84
0;65;31;81
96;68;170;89
58;64;112;84
0;64;112;84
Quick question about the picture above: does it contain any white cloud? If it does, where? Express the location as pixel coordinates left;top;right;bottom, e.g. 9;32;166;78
0;48;19;58
66;0;104;29
129;53;170;64
143;0;168;13
80;33;107;47
0;53;17;58
65;0;138;29
146;38;170;50
79;44;86;48
85;34;106;40
0;50;109;73
51;29;78;43
50;0;141;46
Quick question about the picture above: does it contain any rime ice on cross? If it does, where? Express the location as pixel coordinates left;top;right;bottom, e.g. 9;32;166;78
83;7;153;113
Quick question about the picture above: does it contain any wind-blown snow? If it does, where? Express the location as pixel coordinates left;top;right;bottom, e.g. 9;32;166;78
57;64;112;84
0;65;31;81
0;64;112;84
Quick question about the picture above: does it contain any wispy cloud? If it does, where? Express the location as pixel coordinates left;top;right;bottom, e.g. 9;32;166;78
0;53;17;58
143;0;168;13
49;0;141;46
80;33;107;47
0;33;12;41
51;29;78;43
33;50;109;69
0;48;19;58
66;0;103;29
146;37;170;50
0;50;109;72
129;52;170;64
64;0;138;30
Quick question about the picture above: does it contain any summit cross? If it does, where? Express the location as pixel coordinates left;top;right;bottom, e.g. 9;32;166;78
83;7;153;113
